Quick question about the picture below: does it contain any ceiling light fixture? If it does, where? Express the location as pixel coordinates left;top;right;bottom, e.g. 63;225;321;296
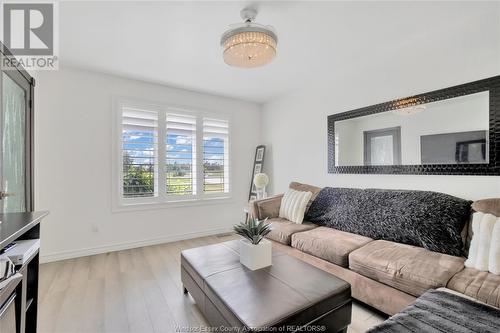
220;8;278;68
392;105;427;116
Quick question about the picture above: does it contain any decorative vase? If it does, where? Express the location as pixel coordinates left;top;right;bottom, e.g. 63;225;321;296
239;238;272;270
256;186;267;200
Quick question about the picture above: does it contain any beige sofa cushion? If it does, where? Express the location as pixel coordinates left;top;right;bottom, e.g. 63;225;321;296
289;182;322;212
447;267;500;308
265;218;317;245
472;198;500;216
291;227;373;267
349;240;465;297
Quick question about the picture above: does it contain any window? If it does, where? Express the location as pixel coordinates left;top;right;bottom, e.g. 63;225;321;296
203;118;230;194
115;100;231;207
122;107;158;198
166;114;197;197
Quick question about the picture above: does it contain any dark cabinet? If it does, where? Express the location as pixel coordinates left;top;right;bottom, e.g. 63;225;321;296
0;41;42;333
0;276;21;333
0;212;47;333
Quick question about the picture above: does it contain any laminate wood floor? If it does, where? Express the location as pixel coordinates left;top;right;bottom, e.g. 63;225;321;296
38;234;385;333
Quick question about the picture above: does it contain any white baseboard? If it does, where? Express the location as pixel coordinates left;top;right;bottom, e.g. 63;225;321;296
40;227;233;263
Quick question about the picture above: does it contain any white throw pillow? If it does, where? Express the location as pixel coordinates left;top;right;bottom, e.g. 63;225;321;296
279;188;312;224
476;214;496;271
489;217;500;274
465;212;482;268
465;212;500;274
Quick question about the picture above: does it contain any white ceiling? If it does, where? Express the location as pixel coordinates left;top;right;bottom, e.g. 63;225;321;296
59;1;499;103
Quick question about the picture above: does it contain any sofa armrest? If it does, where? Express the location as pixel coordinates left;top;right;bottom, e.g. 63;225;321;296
249;194;284;220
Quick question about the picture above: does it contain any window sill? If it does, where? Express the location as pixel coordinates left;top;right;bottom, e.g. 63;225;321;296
112;196;234;213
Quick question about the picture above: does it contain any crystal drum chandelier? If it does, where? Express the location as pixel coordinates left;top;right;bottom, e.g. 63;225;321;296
392;105;427;116
221;8;278;68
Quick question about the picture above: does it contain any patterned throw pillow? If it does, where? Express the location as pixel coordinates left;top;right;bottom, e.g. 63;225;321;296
279;189;312;224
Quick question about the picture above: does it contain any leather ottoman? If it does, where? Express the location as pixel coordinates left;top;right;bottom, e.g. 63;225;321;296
181;240;352;332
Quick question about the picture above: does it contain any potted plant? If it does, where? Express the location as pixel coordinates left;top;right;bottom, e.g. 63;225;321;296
233;218;272;270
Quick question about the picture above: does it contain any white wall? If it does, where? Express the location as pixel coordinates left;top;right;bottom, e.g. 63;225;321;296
262;11;500;200
34;68;261;262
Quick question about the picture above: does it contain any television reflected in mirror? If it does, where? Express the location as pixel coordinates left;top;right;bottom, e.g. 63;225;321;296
421;130;487;165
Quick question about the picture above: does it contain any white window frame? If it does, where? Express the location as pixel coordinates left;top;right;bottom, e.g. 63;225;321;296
112;97;232;211
201;117;231;198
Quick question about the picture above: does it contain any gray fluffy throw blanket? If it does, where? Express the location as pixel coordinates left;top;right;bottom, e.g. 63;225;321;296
305;188;472;256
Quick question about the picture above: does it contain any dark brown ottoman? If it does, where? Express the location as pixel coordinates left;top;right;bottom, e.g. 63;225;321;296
181;240;352;332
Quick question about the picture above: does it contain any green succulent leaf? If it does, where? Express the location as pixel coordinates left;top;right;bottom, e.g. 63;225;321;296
233;218;272;245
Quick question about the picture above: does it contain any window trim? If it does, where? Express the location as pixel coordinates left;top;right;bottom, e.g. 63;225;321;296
112;97;233;211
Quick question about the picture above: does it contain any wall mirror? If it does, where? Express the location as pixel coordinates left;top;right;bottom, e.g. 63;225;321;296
328;76;500;175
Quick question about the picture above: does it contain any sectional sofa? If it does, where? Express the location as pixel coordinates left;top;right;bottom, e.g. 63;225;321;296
249;182;500;316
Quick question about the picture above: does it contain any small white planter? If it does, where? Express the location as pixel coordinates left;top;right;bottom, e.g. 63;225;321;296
239;238;272;270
